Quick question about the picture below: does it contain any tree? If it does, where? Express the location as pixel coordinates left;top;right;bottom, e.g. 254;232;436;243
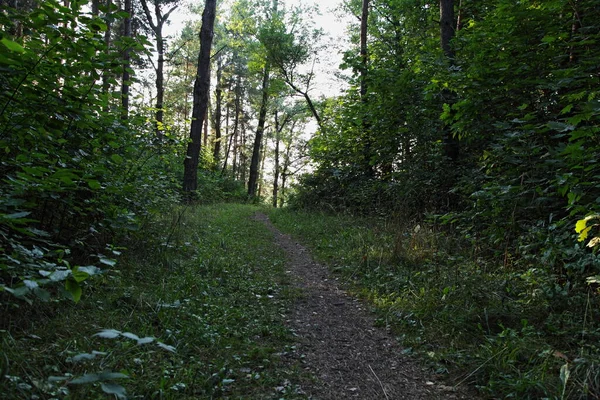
183;0;217;193
247;62;270;196
259;2;324;128
121;0;133;120
439;0;459;161
139;0;179;138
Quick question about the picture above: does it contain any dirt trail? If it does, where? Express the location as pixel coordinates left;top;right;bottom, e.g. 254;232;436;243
255;213;473;400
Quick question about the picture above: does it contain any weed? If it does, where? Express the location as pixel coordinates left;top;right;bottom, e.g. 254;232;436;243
1;204;305;399
267;207;600;399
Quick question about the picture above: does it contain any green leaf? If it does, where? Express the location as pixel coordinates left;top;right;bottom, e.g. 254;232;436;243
33;288;51;302
3;211;31;219
137;337;154;345
111;154;124;164
23;279;39;289
1;37;25;53
48;376;70;382
77;266;102;276
98;372;129;380
50;269;71;282
157;341;176;352
71;373;101;384
94;329;121;339
547;121;575;132
87;180;102;190
72;269;90;283
72;352;98;362
65;279;82;303
559;363;570;387
99;258;117;267
575;215;598;242
101;383;127;399
121;332;140;341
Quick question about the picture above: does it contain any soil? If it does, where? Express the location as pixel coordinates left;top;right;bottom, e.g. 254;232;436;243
254;213;475;400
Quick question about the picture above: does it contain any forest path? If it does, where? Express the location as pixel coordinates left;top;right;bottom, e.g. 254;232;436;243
254;212;470;399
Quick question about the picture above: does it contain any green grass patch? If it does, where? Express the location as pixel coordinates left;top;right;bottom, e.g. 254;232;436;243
1;204;305;399
267;208;600;399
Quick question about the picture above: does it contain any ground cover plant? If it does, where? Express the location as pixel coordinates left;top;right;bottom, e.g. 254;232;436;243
267;208;600;399
1;204;305;399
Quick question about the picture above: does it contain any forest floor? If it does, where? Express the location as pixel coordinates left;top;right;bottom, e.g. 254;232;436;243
255;212;475;399
1;204;482;399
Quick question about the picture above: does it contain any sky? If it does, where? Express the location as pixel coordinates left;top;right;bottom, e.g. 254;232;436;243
164;0;352;97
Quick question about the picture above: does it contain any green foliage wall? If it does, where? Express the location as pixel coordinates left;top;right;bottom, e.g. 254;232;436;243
0;0;181;304
292;0;600;311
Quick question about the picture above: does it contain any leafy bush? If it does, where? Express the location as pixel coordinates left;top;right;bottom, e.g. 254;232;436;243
0;1;180;305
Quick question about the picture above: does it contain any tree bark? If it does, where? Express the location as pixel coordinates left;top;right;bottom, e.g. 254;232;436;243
120;0;132;120
140;0;178;139
360;0;369;100
258;136;268;197
280;140;293;208
248;63;270;197
440;0;459;161
272;114;280;208
213;56;223;166
221;100;231;174
360;0;373;176
240;118;247;183
183;0;217;193
102;0;112;98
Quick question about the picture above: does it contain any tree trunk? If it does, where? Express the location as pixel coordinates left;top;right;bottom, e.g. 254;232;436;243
203;103;209;147
213;56;223;166
120;0;132;120
272;116;280;208
440;0;455;60
248;63;270;197
182;0;217;193
156;29;165;136
280;140;292;208
240;118;247;184
359;0;374;176
221;101;231;174
102;0;112;97
258;137;268;197
140;0;179;139
360;0;369;100
229;75;242;177
440;0;459;161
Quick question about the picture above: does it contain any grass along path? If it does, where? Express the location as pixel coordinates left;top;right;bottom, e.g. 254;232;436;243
255;212;472;399
1;204;305;399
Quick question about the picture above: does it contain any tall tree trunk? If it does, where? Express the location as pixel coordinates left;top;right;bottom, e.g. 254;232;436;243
203;105;209;147
140;0;179;139
156;30;165;135
272;123;280;207
280;140;292;208
569;5;581;63
102;0;112;97
359;0;374;176
248;63;270;197
240;118;247;184
360;0;369;101
120;0;132;120
221;101;231;174
258;138;268;197
182;0;217;193
229;75;242;177
213;56;223;167
440;0;459;161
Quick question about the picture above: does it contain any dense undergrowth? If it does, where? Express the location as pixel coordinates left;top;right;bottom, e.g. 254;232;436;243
1;204;305;399
267;208;600;399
